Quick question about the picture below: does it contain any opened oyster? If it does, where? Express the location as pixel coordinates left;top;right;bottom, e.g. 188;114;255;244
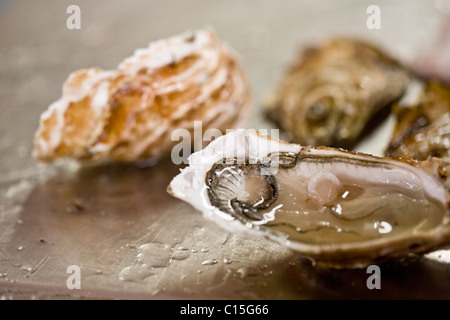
265;38;409;148
33;28;251;162
169;129;450;268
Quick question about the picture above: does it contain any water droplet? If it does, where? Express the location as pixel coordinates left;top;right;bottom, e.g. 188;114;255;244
17;246;23;251
118;265;154;282
223;258;232;264
172;249;190;261
201;247;209;253
201;259;218;265
197;269;205;274
330;204;342;215
191;249;198;253
137;243;172;268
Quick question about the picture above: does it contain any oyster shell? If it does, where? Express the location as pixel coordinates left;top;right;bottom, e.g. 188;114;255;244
169;129;450;268
386;81;450;192
33;28;251;162
265;38;409;148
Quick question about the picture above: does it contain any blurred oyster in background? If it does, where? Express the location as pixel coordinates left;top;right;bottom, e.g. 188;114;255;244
33;28;251;162
265;38;409;148
386;81;450;192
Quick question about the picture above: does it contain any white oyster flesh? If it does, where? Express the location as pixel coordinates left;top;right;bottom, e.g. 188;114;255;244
168;129;450;268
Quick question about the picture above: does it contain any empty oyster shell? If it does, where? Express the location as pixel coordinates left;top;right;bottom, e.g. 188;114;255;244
265;38;409;148
168;129;450;268
386;81;450;192
33;28;251;162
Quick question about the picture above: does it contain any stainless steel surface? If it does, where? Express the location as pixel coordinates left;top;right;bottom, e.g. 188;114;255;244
1;0;449;299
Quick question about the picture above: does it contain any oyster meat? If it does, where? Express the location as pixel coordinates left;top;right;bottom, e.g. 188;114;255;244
33;28;251;162
169;129;450;268
265;38;409;148
386;81;450;192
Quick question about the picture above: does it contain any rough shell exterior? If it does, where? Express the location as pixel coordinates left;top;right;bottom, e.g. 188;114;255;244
265;38;409;148
386;81;450;193
33;28;251;162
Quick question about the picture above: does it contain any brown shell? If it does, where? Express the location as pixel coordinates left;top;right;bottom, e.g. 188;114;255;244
386;81;450;192
265;38;409;148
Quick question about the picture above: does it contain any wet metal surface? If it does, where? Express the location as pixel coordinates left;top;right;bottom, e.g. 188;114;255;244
0;0;449;299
